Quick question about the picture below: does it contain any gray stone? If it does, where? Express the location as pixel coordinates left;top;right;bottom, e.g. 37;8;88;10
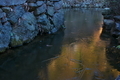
114;16;120;21
47;1;53;6
7;5;25;24
0;12;6;18
102;8;111;15
37;14;47;25
47;6;54;16
0;0;27;6
37;14;53;32
103;19;115;30
54;1;62;10
0;22;12;52
28;3;37;7
53;11;64;29
1;17;8;23
36;1;44;6
10;12;38;47
34;4;46;15
2;7;13;13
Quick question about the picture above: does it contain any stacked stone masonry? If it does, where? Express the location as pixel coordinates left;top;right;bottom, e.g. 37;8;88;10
0;0;64;52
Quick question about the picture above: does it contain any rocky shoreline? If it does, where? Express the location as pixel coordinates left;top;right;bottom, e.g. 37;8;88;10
102;8;120;47
0;0;64;53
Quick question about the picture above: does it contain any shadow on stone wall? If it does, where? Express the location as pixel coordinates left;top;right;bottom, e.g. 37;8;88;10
0;29;64;80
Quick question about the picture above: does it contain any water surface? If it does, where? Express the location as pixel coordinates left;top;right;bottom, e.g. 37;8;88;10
0;8;120;80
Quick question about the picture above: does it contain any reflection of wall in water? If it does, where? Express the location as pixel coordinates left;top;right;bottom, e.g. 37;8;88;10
0;30;64;80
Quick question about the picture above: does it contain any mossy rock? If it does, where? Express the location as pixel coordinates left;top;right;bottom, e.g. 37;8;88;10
10;39;23;47
0;48;6;53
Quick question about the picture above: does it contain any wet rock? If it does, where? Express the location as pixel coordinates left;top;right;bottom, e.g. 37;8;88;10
111;23;120;37
10;12;38;47
2;7;13;13
103;15;113;19
102;8;111;15
7;5;25;24
54;1;62;10
37;14;53;32
34;4;46;16
0;0;27;6
36;1;44;7
0;22;12;52
114;16;120;22
103;19;115;30
47;6;54;16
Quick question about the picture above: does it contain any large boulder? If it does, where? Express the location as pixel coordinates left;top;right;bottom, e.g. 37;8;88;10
10;12;38;47
0;22;12;52
0;0;27;6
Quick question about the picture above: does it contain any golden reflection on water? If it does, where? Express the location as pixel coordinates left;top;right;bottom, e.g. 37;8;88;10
45;9;120;80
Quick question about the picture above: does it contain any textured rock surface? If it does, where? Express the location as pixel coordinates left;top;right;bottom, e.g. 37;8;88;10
0;0;64;53
10;12;38;47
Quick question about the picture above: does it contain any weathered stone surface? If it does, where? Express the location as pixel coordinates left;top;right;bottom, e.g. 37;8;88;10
10;12;38;47
36;1;44;6
54;1;62;10
0;0;27;6
47;6;54;16
0;22;12;52
34;4;46;15
7;5;25;24
103;19;115;30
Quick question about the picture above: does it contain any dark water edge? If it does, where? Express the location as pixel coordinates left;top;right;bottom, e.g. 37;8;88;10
0;8;120;80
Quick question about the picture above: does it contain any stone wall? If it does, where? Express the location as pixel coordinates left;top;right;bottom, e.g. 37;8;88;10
0;0;64;52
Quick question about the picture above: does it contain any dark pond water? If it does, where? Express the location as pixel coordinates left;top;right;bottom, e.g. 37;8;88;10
0;8;120;80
